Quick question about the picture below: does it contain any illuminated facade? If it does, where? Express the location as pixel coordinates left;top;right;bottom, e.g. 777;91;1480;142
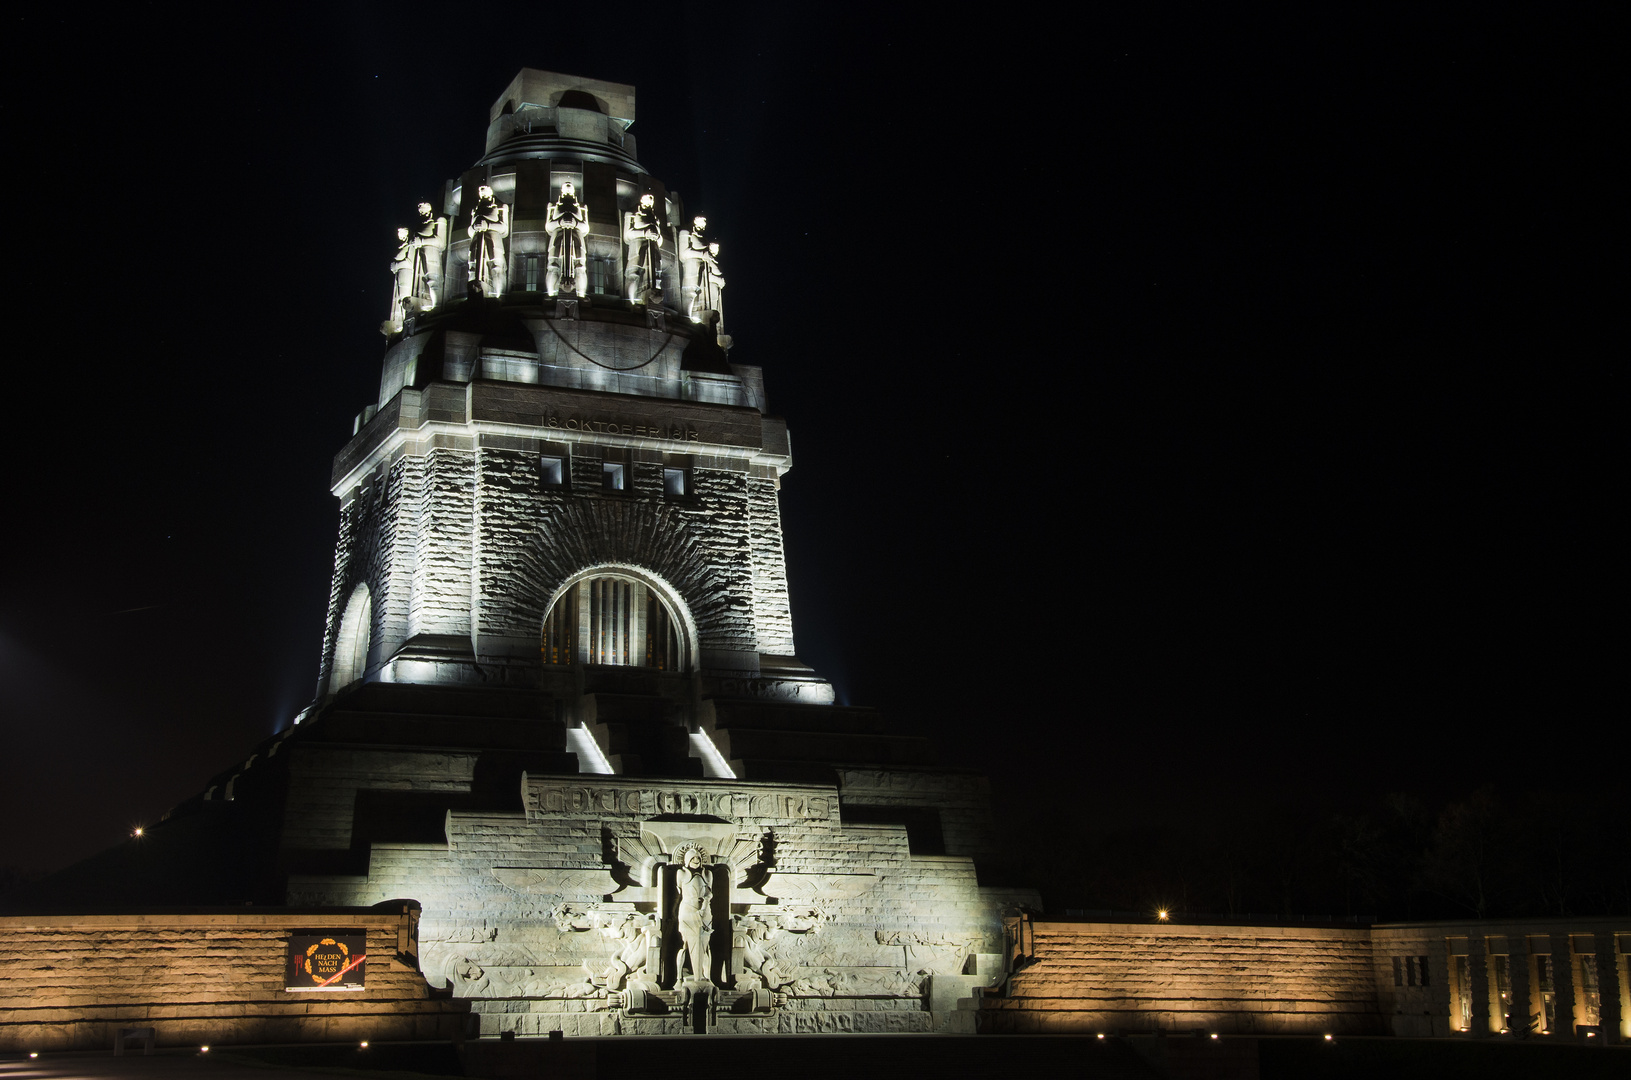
284;69;1033;1035
7;70;1622;1057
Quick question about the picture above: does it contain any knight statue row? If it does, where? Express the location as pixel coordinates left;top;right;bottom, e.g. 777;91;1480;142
382;190;725;344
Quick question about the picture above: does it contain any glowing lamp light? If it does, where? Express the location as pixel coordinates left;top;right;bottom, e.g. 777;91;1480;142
29;1052;38;1058
1157;910;1170;921
200;1046;210;1053
133;827;144;837
1210;1033;1219;1039
360;1041;370;1048
1324;1034;1334;1042
1096;1034;1105;1040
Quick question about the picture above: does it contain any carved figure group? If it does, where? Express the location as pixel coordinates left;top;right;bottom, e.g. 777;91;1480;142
682;216;726;340
385;227;414;332
382;204;448;334
545;182;590;297
378;187;729;348
594;911;657;993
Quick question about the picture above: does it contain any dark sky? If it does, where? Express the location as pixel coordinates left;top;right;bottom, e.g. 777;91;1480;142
0;5;1612;879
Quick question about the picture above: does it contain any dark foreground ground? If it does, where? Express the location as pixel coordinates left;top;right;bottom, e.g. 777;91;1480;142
3;1035;1626;1080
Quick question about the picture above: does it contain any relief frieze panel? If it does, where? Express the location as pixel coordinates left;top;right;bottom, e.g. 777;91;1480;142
525;779;834;823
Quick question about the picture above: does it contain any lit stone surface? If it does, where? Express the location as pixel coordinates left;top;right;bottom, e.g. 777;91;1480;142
284;774;1031;1036
982;917;1631;1041
0;911;469;1052
984;919;1385;1035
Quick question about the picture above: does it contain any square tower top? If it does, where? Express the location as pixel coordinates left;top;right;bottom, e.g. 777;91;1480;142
491;69;636;125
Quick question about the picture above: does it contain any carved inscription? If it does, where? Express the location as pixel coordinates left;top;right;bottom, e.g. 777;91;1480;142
528;783;831;822
546;413;699;441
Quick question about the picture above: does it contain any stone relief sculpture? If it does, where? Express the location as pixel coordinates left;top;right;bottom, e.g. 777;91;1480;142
551;902;601;932
624;192;665;304
737;916;797;991
384;227;413;333
544;181;590;297
592;911;658;993
409;201;448;311
466;184;510;297
671;843;714;986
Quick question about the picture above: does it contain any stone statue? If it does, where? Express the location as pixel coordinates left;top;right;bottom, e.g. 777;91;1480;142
383;227;413;334
544;181;590;297
695;242;725;336
681;216;724;329
409;202;448;311
624;192;665;304
672;843;713;985
681;215;708;310
466;184;510;297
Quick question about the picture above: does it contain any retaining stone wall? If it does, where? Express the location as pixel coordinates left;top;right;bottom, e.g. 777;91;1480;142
0;911;469;1053
983;920;1383;1035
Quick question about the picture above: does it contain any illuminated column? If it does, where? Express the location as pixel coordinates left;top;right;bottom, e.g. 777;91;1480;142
1467;934;1492;1037
1426;936;1453;1036
1550;932;1576;1037
1596;932;1623;1044
1507;934;1531;1036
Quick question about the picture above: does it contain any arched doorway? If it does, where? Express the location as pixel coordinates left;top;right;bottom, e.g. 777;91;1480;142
540;567;692;671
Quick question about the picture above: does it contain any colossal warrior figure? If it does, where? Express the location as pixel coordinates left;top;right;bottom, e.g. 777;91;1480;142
624;192;664;303
672;845;713;985
466;184;510;297
384;227;413;332
544;181;590;297
696;242;725;336
409;201;448;311
681;216;710;316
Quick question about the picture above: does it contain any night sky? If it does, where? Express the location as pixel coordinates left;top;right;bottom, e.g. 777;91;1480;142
1;6;1614;910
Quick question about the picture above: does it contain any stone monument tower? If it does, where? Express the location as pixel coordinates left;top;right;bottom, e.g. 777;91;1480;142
40;71;1034;1038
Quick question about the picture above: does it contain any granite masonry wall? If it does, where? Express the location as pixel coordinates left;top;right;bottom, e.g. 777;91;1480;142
0;909;470;1053
319;383;800;690
982;919;1383;1035
980;916;1631;1043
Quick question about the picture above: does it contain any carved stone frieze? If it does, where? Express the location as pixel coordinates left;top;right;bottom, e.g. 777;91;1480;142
492;866;619;897
755;871;877;901
780;967;925;999
527;779;834;824
875;929;985;951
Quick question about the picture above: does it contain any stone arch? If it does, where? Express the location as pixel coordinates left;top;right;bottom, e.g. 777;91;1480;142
504;498;752;657
332;583;373;689
540;563;699;671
